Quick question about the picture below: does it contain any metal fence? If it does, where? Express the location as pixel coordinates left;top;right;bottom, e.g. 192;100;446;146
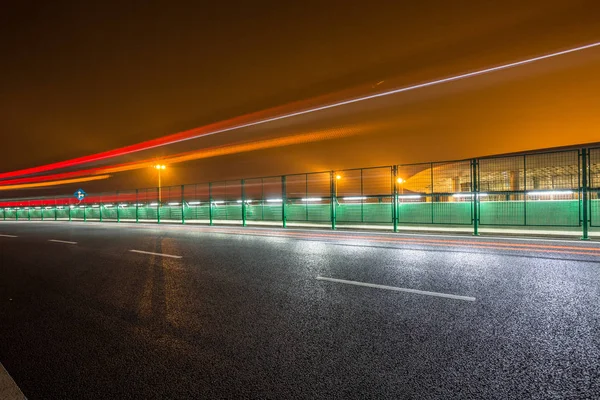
1;146;599;239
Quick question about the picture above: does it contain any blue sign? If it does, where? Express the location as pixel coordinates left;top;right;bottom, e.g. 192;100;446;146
74;189;87;201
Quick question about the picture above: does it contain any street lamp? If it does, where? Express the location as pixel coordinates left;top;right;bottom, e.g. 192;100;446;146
335;174;342;197
154;164;166;204
397;177;404;195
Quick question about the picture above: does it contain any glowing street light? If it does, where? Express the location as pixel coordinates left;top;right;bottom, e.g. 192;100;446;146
335;174;342;197
397;177;405;195
153;164;166;205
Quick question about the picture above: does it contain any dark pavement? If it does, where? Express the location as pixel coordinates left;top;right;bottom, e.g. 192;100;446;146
0;221;599;399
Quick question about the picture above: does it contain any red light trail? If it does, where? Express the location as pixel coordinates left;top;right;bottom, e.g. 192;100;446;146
1;41;598;181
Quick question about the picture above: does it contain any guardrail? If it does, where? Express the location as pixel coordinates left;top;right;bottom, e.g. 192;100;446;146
1;146;598;239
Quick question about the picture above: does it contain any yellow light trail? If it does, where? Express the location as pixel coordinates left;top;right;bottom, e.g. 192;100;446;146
0;175;112;191
0;122;388;190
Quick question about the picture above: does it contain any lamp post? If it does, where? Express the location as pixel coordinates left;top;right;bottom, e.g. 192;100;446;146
335;174;341;197
154;164;166;205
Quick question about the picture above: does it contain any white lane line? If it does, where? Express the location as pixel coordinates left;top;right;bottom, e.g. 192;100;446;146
316;276;476;302
48;239;78;245
0;234;18;238
0;362;26;399
129;250;182;259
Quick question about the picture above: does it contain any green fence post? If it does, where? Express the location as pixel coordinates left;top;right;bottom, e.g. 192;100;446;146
2;208;5;221
581;148;590;240
523;155;527;226
393;165;398;232
430;163;434;224
54;200;58;221
41;206;44;221
281;176;287;228
209;182;213;226
116;192;120;223
330;172;337;230
99;201;103;222
15;207;18;221
135;189;139;223
181;185;185;225
241;180;247;227
27;204;31;221
157;188;161;224
83;204;87;222
68;205;72;222
471;159;480;236
360;169;364;223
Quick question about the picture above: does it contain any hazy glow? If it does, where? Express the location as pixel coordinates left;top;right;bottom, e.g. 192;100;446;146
398;195;423;199
266;199;283;203
301;198;322;202
168;202;180;206
1;41;598;180
188;201;201;205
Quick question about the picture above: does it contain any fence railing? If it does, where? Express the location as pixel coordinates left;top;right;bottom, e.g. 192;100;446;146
1;146;599;239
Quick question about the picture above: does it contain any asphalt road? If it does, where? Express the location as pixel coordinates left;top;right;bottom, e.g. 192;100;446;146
0;222;599;399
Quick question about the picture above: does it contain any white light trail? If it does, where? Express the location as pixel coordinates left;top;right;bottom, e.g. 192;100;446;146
526;190;574;196
153;42;600;148
452;193;488;198
342;196;367;201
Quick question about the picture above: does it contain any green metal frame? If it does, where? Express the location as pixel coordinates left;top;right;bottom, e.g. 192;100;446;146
581;148;589;240
1;145;597;240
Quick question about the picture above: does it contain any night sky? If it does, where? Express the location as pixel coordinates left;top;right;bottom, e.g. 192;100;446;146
1;1;600;195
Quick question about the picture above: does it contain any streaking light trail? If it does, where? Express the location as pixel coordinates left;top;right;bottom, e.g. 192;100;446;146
1;41;599;180
0;175;111;191
0;124;375;188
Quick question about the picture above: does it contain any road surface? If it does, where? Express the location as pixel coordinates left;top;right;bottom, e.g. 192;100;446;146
0;222;599;399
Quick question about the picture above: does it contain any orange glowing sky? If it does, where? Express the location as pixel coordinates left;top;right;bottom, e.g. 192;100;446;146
1;2;599;195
